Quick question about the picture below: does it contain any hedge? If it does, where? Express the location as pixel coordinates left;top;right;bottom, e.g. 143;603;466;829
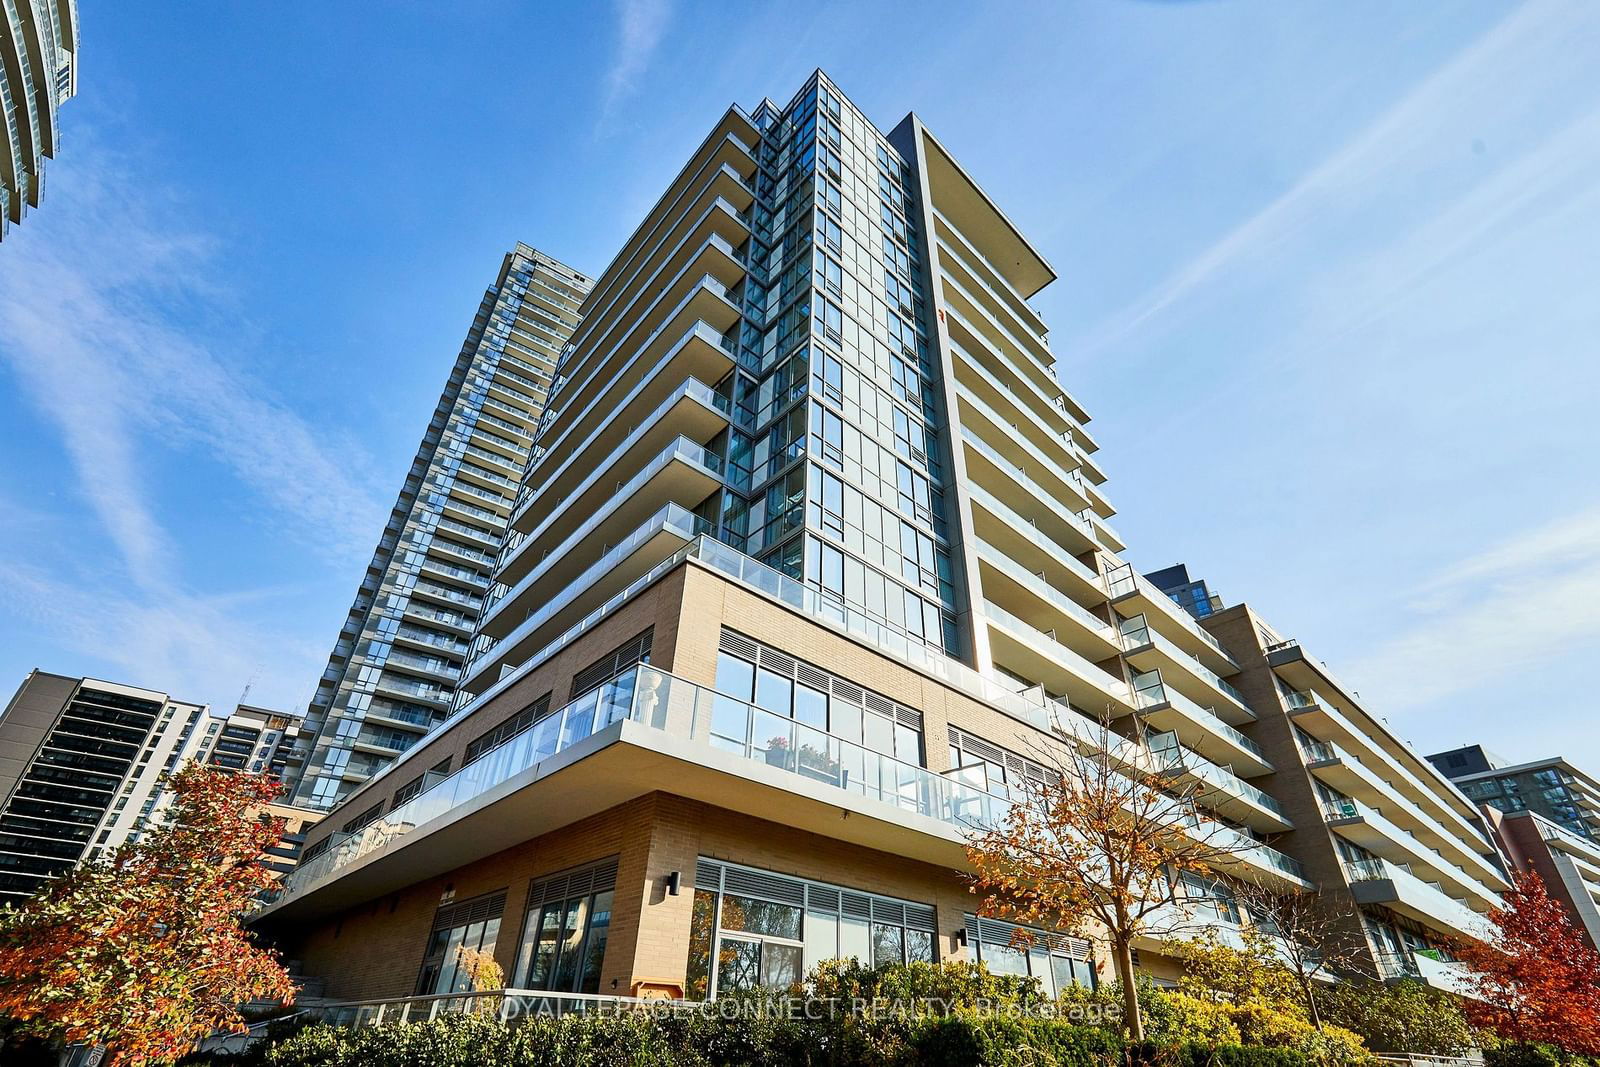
185;1011;1353;1067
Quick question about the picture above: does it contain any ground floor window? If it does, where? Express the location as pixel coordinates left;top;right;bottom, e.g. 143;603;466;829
416;891;507;995
686;857;937;999
964;914;1096;996
511;857;619;994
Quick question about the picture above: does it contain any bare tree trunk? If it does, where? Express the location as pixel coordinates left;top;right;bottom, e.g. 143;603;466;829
1113;936;1143;1043
1300;973;1321;1029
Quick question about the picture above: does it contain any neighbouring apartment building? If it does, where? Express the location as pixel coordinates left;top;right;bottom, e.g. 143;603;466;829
1427;745;1600;843
252;71;1510;1006
203;703;324;878
1483;806;1600;952
0;671;218;902
286;245;592;811
1;0;78;241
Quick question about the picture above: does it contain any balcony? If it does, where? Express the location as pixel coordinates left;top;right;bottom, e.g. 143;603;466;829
954;385;1088;512
547;241;744;440
1104;562;1237;675
1343;857;1495;943
523;320;734;506
965;482;1104;602
980;601;1136;716
1285;688;1497;859
1376;950;1479;998
1302;737;1508;889
496;436;722;616
973;540;1121;662
372;676;453;708
262;662;1307;924
1119;615;1252;724
466;504;711;690
1132;673;1271;778
1151;735;1291;833
960;429;1101;556
511;377;730;544
1321;798;1503;907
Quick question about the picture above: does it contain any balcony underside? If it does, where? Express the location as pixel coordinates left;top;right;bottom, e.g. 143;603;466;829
983;614;1134;718
470;523;697;687
517;386;727;538
484;457;718;641
533;282;741;481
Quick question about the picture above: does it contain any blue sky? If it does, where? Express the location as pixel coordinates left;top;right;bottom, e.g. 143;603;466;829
2;2;1597;771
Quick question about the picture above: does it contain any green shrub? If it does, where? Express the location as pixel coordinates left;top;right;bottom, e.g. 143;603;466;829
1485;1046;1562;1067
1318;979;1473;1056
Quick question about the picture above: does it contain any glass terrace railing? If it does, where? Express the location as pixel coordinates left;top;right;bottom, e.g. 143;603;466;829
1343;858;1494;939
964;483;1102;588
981;601;1134;708
273;662;1301;909
1103;563;1234;663
1150;736;1283;817
1131;672;1264;760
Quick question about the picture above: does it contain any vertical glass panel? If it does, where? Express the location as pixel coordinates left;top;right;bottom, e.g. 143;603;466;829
871;923;905;967
755;669;793;716
840;914;871;963
906;928;934;964
761;942;803;988
685;890;717;1001
829;699;862;744
862;712;894;756
753;709;794;769
578;891;612;994
895;723;922;765
715;652;756;699
717;936;762;994
560;692;598;748
804;907;839;974
794;684;828;728
553;897;587;991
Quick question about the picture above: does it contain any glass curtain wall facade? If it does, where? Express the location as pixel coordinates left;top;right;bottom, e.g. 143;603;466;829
289;246;592;810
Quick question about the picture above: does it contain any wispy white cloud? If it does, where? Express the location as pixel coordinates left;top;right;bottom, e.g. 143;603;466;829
0;136;387;588
1067;2;1600;360
0;133;385;713
598;0;673;127
1342;506;1600;712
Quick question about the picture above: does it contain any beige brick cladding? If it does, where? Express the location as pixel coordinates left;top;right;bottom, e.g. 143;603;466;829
272;559;1116;999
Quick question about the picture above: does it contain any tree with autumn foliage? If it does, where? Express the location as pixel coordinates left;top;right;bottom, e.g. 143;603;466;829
1455;870;1600;1054
0;764;295;1065
963;718;1259;1042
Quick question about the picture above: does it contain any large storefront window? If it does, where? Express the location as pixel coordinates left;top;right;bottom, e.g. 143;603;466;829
511;858;618;994
686;858;937;999
964;914;1096;997
416;891;507;995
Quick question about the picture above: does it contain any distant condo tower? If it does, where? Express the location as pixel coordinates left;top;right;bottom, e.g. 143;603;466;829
1;0;79;241
286;246;592;810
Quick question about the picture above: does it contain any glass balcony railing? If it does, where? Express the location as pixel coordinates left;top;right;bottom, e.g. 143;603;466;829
1104;563;1234;664
1343;858;1493;940
964;483;1101;588
1150;735;1283;818
516;376;730;521
981;601;1134;707
373;676;453;705
960;431;1099;545
385;649;459;676
1131;672;1264;761
273;662;1302;909
973;541;1114;642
